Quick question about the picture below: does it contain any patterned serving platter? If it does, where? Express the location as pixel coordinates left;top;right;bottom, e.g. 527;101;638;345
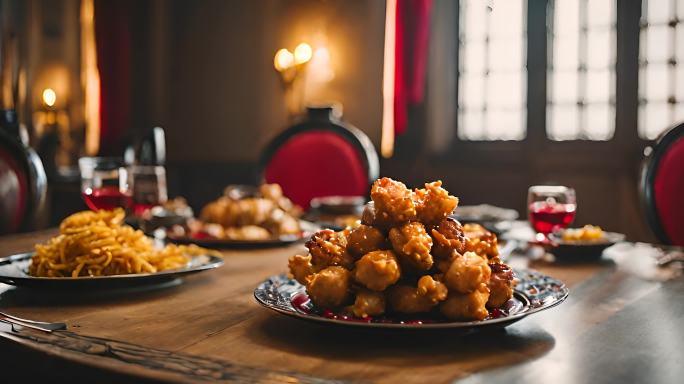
254;269;568;329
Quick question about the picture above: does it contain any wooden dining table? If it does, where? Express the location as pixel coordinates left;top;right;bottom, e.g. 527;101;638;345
0;229;682;383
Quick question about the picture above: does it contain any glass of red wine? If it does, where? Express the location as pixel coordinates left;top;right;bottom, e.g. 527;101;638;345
527;185;576;242
79;157;131;211
128;165;168;216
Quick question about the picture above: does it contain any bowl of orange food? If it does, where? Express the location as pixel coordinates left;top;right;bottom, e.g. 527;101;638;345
548;225;625;262
255;178;568;329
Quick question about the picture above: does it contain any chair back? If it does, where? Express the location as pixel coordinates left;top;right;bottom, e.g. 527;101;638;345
0;127;47;234
260;107;379;208
640;122;684;245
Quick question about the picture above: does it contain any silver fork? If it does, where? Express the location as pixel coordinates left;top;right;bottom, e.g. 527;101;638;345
0;311;66;332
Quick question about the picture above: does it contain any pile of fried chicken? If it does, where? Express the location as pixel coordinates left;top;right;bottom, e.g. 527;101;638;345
189;184;302;240
288;177;515;321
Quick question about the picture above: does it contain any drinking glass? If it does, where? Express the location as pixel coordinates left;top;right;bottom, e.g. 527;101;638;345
128;165;168;216
527;185;576;241
79;157;131;211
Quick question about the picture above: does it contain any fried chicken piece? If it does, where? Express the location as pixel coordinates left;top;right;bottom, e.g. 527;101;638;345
370;178;417;226
360;201;394;230
353;250;401;291
487;262;515;308
440;283;490;321
349;289;386;318
389;222;434;271
288;254;315;285
387;277;448;314
463;223;500;261
416;275;449;303
259;183;284;201
430;217;466;259
443;252;492;294
413;181;459;225
224;225;271;240
262;208;301;236
306;229;354;270
200;197;233;226
347;224;387;256
234;198;276;226
306;266;352;308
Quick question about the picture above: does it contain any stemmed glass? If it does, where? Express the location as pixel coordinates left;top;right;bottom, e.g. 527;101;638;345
79;157;131;211
527;185;576;242
128;165;168;216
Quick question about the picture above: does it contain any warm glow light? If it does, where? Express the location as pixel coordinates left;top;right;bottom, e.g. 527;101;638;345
381;0;397;158
81;0;100;155
294;43;313;65
42;88;56;107
274;48;294;72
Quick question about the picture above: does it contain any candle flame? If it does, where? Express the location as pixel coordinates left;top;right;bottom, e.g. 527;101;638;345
42;88;56;107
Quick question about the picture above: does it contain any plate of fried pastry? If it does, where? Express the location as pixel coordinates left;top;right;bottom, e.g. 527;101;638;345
159;183;317;248
0;209;223;289
255;178;568;329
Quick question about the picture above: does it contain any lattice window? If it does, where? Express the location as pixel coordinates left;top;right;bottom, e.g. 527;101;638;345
547;0;616;141
638;0;684;139
457;0;526;141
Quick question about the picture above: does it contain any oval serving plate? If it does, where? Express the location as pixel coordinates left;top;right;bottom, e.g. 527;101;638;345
0;252;223;289
254;269;568;330
161;221;318;249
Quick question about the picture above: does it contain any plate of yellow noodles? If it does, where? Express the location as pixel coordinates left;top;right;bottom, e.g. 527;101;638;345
0;209;223;289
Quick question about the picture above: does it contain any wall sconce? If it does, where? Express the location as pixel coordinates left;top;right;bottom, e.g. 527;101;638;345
274;42;313;117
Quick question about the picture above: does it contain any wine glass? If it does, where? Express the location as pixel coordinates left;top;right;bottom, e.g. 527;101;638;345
127;165;168;216
79;157;131;211
527;185;576;242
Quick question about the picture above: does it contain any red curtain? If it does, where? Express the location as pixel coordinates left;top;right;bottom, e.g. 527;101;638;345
94;0;132;155
394;0;433;135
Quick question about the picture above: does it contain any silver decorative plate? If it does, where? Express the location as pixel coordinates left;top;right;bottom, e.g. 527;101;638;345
254;269;568;329
0;252;223;289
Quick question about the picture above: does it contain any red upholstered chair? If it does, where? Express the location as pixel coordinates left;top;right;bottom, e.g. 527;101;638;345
640;122;684;246
260;107;379;209
0;120;47;235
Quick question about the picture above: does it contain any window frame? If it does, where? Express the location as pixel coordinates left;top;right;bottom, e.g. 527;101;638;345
447;0;649;160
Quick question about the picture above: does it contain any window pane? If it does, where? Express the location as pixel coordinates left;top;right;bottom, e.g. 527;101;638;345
457;0;526;141
646;25;671;63
583;103;613;140
552;71;579;103
489;39;523;72
640;102;671;139
487;73;523;108
555;0;579;38
646;0;672;24
586;29;612;69
554;36;579;70
638;1;681;138
460;75;485;108
548;104;580;140
644;63;670;102
547;0;616;140
585;69;612;103
462;42;486;74
587;0;614;28
459;110;484;139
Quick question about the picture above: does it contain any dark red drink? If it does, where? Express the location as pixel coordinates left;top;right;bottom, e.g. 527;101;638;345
528;201;576;234
82;186;132;211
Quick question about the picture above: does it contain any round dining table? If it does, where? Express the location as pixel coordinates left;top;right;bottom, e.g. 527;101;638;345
0;229;682;383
